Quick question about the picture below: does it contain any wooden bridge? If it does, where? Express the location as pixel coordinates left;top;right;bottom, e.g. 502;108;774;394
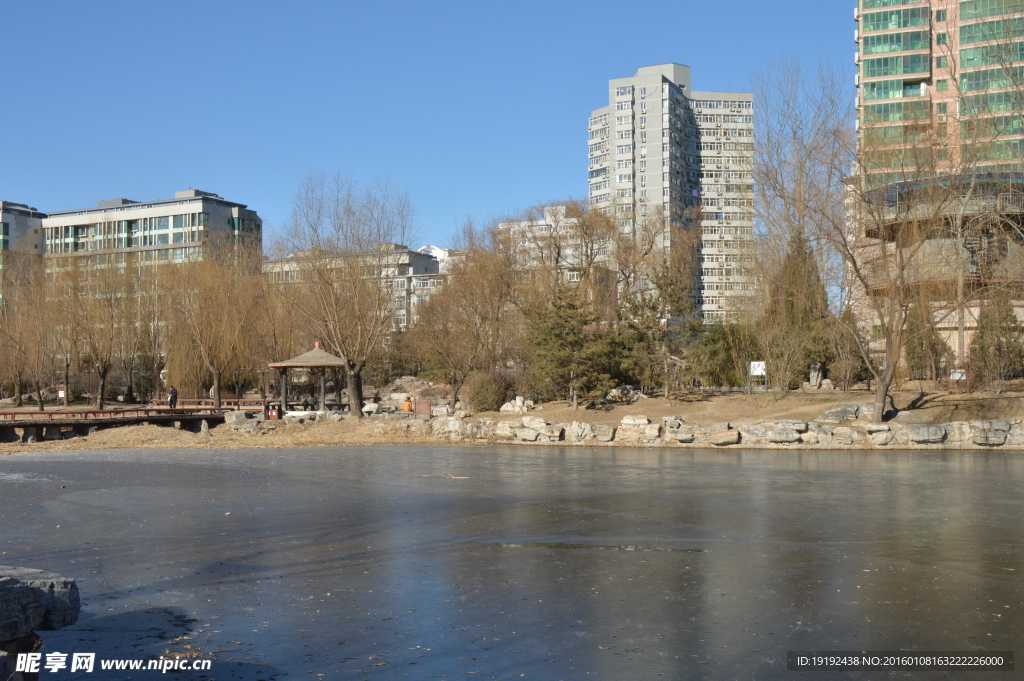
0;407;231;443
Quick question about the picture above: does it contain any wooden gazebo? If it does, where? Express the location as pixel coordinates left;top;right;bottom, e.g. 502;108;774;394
268;342;348;411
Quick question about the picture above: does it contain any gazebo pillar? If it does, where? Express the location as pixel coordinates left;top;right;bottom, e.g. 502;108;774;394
319;371;326;411
280;368;288;410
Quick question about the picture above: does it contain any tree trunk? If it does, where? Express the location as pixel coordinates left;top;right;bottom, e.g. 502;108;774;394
96;367;109;410
125;358;136;404
15;377;23;408
664;357;670;399
63;362;71;408
873;368;894;423
346;361;364;418
35;379;44;412
451;376;465;405
212;371;222;409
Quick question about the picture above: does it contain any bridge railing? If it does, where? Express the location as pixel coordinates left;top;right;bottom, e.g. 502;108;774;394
0;407;228;422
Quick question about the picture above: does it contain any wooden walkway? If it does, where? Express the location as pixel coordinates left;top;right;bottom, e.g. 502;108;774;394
0;408;230;442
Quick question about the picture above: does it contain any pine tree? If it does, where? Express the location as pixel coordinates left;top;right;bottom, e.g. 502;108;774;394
527;290;612;408
969;293;1024;393
759;230;831;390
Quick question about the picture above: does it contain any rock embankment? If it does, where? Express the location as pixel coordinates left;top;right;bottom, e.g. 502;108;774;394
1;567;80;681
378;402;1024;450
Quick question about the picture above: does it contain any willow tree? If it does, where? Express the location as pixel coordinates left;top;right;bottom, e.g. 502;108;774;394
286;172;413;417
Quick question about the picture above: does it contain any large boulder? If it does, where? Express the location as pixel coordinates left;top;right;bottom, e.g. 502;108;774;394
0;568;80;640
538;425;564;441
907;424;947;444
521;416;549;430
620;415;650;426
1008;425;1024;446
738;424;765;443
566;422;596;443
814;407;858;424
664;429;695;443
223;410;256;426
710;430;739;446
972;429;1007;447
513;427;540;442
944;421;972;444
765;429;801;444
594;424;616;442
494;420;521;439
762;419;808;433
870;430;893;446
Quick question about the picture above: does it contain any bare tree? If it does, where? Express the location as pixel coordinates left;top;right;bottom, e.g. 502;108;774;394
286;172;414;417
164;243;264;408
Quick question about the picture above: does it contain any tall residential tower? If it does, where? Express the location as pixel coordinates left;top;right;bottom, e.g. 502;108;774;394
855;0;1024;369
588;64;754;320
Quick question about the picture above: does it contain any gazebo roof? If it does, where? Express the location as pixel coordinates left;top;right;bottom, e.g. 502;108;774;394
268;342;348;368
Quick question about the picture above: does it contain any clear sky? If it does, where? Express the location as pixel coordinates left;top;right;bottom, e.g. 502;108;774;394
1;0;850;248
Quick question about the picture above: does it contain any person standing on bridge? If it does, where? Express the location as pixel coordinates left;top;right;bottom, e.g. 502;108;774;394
168;386;178;410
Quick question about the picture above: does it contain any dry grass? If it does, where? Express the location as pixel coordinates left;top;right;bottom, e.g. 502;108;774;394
0;418;437;456
3;388;1023;455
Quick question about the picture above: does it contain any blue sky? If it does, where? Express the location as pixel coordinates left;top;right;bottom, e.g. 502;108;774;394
1;0;850;247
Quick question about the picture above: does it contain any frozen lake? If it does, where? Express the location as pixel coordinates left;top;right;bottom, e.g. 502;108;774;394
1;445;1021;679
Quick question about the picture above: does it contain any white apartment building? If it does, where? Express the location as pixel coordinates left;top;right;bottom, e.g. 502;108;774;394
265;243;444;331
0;201;46;302
588;63;754;320
42;189;261;266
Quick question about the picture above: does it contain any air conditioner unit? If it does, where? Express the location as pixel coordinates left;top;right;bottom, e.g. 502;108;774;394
696;108;703;113
937;113;947;122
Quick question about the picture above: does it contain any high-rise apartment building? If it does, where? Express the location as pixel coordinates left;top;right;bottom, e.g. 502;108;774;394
855;0;1024;368
588;64;754;320
856;0;1024;178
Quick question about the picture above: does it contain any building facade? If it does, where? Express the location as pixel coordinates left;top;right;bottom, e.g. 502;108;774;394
855;0;1024;370
265;244;444;331
0;201;46;303
588;63;754;320
41;189;261;267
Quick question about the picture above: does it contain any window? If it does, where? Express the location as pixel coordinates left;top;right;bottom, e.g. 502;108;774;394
961;17;1024;44
616;86;633;96
616;129;633;139
862;0;912;9
591;180;609;191
861;30;929;55
615;100;632;110
935;56;947;68
960;42;1024;68
616;158;633;168
861;8;929;32
961;0;1024;21
617;174;632;183
935;9;946;21
566;271;582;282
862;54;930;77
936;102;948;115
616;145;633;154
936;32;948;45
639;87;647;96
616;115;632;125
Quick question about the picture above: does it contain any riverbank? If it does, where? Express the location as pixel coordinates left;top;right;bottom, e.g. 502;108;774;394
3;389;1024;454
